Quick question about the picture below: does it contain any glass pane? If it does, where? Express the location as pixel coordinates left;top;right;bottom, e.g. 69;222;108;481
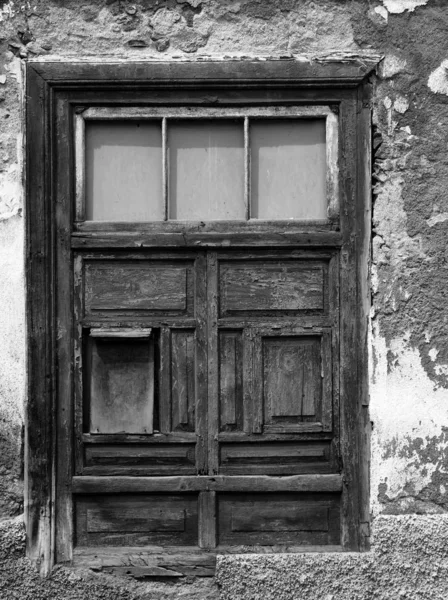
168;120;245;220
86;121;163;221
251;119;326;220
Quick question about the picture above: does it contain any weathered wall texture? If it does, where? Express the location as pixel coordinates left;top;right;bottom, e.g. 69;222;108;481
1;0;448;598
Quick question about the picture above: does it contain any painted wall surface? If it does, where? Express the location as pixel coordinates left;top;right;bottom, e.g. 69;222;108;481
1;0;448;598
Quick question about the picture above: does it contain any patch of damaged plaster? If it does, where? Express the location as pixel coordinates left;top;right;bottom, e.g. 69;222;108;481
370;328;448;516
426;210;448;227
428;59;448;96
381;0;429;14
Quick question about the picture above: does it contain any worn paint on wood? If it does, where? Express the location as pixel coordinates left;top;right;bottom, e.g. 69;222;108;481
219;331;244;432
85;261;193;317
171;330;196;432
218;493;340;545
76;494;198;547
263;336;321;421
219;261;326;316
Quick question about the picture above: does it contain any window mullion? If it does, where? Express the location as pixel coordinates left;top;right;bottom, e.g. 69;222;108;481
244;116;250;221
162;116;168;221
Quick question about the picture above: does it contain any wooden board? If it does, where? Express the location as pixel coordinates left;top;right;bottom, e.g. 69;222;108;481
84;260;194;318
219;441;331;475
76;494;198;547
219;260;326;316
219;331;244;432
263;336;321;423
171;330;196;432
218;492;340;545
84;443;196;475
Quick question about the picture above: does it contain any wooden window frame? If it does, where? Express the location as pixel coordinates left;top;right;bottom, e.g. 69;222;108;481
74;105;339;223
26;60;375;575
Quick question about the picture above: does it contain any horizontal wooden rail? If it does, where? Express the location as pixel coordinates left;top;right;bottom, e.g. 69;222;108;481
72;474;342;494
71;231;343;249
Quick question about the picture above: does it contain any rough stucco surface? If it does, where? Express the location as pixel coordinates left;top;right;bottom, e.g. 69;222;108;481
1;0;448;598
216;514;448;600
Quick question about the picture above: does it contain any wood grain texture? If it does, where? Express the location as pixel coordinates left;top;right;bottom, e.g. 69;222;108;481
73;546;217;577
357;90;373;550
220;261;325;316
33;60;378;86
171;330;195;432
72;474;343;494
76;495;198;547
218;493;340;546
25;64;54;574
71;231;342;250
198;491;217;549
263;336;321;421
339;95;361;550
84;444;196;469
194;253;208;474
219;331;243;432
85;261;192;316
207;253;219;474
54;91;74;565
159;327;172;435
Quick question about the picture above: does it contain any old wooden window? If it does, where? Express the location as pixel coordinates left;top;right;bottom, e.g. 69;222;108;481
26;61;373;576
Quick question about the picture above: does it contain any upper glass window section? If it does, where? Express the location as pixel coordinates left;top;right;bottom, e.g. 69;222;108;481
77;107;338;223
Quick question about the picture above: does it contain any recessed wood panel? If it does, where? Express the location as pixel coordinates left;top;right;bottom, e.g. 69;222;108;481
263;336;321;431
171;330;195;432
87;338;154;434
87;507;185;533
85;261;193;317
218;493;340;545
76;494;198;546
219;331;243;432
219;261;325;316
219;441;331;475
84;444;196;475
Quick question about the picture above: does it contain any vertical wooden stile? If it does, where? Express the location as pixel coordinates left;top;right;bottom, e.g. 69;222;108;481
26;64;54;575
252;332;263;434
73;255;84;475
55;92;74;564
357;83;373;550
198;491;217;549
74;112;86;222
159;326;172;434
338;95;361;551
207;253;219;475
195;252;208;474
242;328;254;433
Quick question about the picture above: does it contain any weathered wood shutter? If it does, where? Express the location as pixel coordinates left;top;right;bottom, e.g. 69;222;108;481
26;60;373;576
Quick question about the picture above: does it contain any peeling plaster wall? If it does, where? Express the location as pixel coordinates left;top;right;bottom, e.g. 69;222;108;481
1;0;448;598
